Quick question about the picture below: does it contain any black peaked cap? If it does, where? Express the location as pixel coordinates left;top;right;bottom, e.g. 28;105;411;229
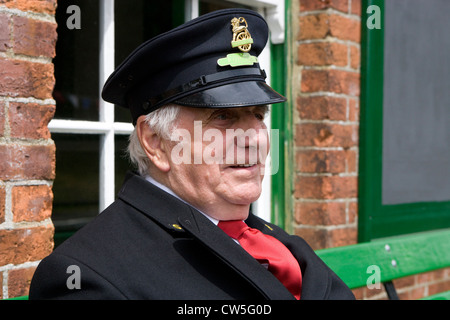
101;8;286;125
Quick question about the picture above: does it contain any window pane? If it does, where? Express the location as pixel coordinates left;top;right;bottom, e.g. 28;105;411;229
52;133;133;247
382;0;450;205
199;0;250;15
53;0;100;121
115;134;133;190
114;0;185;122
52;134;100;246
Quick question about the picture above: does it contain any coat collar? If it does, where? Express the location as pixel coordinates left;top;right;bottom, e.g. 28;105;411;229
117;172;295;300
118;172;197;232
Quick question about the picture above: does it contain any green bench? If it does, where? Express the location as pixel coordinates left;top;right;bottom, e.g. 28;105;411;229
316;228;450;300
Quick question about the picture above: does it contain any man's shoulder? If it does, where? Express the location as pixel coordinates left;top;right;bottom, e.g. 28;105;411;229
29;198;169;299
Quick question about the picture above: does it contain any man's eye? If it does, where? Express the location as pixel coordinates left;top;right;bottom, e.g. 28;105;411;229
215;111;233;121
254;113;265;121
216;113;228;120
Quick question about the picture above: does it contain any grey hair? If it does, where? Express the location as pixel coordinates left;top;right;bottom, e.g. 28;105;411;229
127;104;181;176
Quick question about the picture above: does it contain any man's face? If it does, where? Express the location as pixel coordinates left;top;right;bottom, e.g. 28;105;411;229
161;105;270;221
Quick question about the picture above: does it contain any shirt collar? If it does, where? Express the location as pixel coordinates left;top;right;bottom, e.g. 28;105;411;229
144;175;219;226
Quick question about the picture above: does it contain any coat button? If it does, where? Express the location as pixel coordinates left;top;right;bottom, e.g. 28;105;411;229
172;224;183;230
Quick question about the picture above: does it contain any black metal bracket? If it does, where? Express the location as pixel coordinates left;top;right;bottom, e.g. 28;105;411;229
384;281;400;300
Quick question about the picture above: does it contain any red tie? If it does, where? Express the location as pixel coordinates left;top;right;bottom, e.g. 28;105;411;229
218;220;302;300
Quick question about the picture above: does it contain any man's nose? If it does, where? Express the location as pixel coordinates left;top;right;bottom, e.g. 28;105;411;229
234;116;268;148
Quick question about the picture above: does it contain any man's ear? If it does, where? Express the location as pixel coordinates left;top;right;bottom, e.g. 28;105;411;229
136;116;171;172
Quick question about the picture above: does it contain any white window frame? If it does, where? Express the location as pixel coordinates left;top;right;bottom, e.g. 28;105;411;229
49;0;132;213
48;0;285;222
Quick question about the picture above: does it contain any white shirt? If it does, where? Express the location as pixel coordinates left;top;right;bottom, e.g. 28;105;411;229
144;175;219;226
143;175;245;246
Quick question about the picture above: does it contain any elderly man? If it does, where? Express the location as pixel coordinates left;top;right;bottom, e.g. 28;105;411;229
30;8;354;300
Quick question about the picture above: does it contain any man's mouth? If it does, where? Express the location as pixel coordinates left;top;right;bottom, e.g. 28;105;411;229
227;163;259;169
230;164;255;168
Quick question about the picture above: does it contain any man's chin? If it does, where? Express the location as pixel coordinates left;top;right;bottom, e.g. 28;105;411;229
227;190;262;207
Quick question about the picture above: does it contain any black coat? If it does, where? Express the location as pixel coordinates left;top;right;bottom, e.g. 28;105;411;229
29;172;355;300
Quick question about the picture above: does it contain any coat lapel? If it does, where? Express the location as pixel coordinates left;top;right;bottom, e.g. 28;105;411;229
178;210;296;300
118;172;295;300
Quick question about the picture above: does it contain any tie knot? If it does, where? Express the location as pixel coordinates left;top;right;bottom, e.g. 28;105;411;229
218;220;249;240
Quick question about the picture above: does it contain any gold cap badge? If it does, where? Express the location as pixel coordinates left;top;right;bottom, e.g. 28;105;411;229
217;17;258;67
231;17;253;52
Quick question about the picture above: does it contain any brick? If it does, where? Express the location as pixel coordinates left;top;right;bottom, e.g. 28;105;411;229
327;227;357;247
301;69;360;96
9;102;55;139
12;185;53;222
300;0;349;13
351;0;362;15
0;224;54;265
393;274;415;289
296;149;347;173
364;284;387;300
295;201;347;225
348;97;359;121
428;278;450;297
417;271;432;284
0;144;55;180
295;122;359;148
298;42;348;67
0;186;5;223
0;101;4;137
345;149;357;173
432;268;448;281
329;14;360;42
0;58;55;100
299;13;360;42
294;226;356;250
298;14;330;40
348;201;357;223
8;266;36;298
297;95;347;121
294;175;357;199
401;286;427;300
13;16;57;58
0;14;11;52
295;227;327;250
352;287;364;299
350;45;360;70
0;0;57;15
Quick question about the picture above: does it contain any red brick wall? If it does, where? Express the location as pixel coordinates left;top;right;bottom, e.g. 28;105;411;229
0;0;56;299
293;0;360;250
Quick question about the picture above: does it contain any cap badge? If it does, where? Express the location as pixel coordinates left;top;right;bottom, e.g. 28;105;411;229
231;17;253;52
217;17;258;67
